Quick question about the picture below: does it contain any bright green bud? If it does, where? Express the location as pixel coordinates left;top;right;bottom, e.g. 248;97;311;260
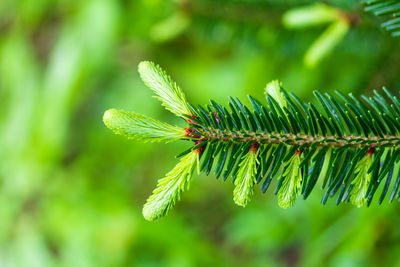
350;153;373;207
143;151;198;221
265;80;287;108
138;61;191;117
103;109;185;143
278;152;302;209
233;144;259;207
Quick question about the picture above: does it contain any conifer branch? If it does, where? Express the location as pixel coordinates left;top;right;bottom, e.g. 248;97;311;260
104;61;400;221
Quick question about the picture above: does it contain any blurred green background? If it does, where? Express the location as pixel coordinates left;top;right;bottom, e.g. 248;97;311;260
1;0;400;266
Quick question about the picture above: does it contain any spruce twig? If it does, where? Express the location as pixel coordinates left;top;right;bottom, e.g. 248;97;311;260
104;61;400;221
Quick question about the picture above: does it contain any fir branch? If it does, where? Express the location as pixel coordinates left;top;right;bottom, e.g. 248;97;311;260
104;61;400;221
195;129;400;148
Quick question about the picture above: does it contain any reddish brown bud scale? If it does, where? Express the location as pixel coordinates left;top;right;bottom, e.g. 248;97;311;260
194;140;206;155
186;125;205;155
185;128;201;139
186;114;199;125
367;147;375;156
185;128;192;137
295;149;302;156
250;142;259;153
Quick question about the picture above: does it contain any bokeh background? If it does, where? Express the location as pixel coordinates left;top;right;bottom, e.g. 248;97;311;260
1;0;400;266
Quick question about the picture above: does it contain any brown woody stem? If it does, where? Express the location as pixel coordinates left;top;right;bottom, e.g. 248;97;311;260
196;128;400;148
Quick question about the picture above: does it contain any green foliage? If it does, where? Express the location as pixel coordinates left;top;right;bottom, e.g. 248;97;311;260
105;61;400;221
277;153;302;209
4;0;400;265
350;153;373;207
233;146;259;207
363;0;400;37
264;80;287;107
103;108;185;143
143;151;198;221
138;61;191;117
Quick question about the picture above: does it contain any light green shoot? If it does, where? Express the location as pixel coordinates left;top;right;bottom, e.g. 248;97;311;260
265;80;287;108
138;61;191;117
282;3;340;29
278;153;302;209
350;154;372;207
233;148;259;207
304;19;350;68
283;4;350;67
103;108;185;143
143;151;198;221
267;80;301;209
150;12;191;43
